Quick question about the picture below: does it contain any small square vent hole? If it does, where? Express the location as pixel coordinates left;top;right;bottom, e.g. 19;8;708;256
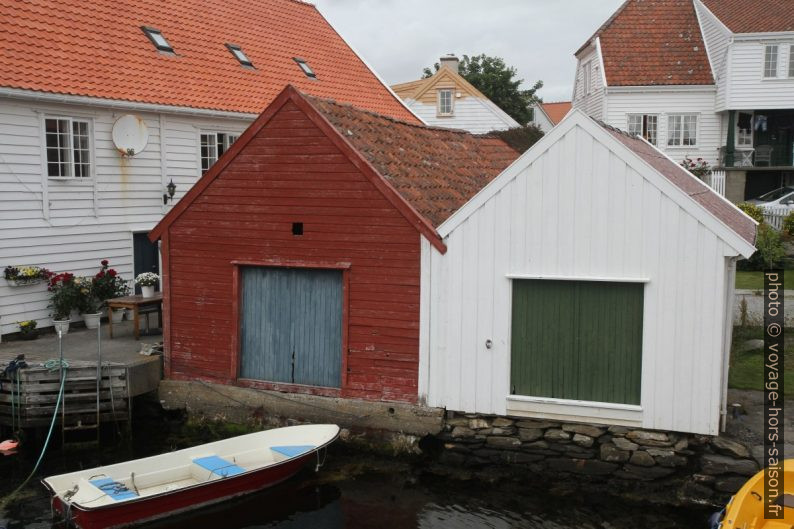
292;222;304;236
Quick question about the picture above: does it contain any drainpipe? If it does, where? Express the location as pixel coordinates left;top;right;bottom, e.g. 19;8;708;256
719;257;738;432
725;110;736;168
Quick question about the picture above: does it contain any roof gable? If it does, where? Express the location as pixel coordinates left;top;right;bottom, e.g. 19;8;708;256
540;102;572;125
700;0;794;33
0;0;417;121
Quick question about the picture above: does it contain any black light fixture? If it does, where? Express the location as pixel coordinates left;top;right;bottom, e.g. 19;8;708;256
163;179;177;205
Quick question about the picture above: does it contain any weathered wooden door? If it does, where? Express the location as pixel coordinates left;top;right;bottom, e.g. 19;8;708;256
239;267;342;388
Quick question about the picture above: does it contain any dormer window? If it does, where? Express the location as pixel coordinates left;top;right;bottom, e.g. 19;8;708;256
764;45;778;78
226;44;253;68
293;58;316;79
583;61;592;95
437;89;453;116
141;27;173;53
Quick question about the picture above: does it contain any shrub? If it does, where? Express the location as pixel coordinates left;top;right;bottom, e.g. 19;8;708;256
48;272;80;320
488;124;544;154
745;224;786;270
92;259;128;304
737;202;765;224
783;211;794;237
680;157;711;178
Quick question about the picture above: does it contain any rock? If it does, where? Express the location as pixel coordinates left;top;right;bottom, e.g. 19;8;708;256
608;426;630;436
544;429;571;442
490;427;516;436
600;443;630;463
597;434;612;445
516;420;558;429
562;424;606;438
646;448;675;458
625;430;672;447
451;426;476;438
629;451;656;467
700;454;758;476
655;454;688;468
492;418;514;427
616;464;675;481
613;437;639;451
572;434;594;447
547;458;618;476
500;451;543;464
692;473;715;484
519;428;544;442
711;437;750;459
469;418;490;430
485;436;521;449
679;481;714;502
446;417;470;427
674;439;689;452
689;435;711;447
440;451;466;465
715;475;749;492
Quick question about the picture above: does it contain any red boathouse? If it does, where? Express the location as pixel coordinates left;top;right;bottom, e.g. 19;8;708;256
150;86;518;403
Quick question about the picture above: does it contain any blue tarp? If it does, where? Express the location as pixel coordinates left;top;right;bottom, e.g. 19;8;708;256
270;445;315;458
192;455;246;477
89;478;139;501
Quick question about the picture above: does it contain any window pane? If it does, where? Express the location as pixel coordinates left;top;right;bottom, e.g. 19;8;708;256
627;115;642;136
200;133;218;174
765;45;778;77
683;115;697;146
667;116;681;146
646;115;658;146
790;45;794;77
438;90;452;114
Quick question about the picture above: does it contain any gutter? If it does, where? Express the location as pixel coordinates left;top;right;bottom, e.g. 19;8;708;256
0;87;257;120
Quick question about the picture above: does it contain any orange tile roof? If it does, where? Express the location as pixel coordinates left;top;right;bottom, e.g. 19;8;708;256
579;0;713;86
307;95;521;227
0;0;417;121
540;102;572;125
700;0;794;33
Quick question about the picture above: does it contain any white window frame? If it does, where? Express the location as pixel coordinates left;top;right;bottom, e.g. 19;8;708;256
583;61;592;95
200;131;239;174
626;114;658;146
789;45;794;78
437;89;454;116
43;116;93;180
764;44;779;78
736;111;754;148
667;114;699;148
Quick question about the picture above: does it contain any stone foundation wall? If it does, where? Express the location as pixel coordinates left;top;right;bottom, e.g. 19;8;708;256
437;413;759;505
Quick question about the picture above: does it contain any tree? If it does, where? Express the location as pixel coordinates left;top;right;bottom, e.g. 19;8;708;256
489;124;544;154
423;54;542;125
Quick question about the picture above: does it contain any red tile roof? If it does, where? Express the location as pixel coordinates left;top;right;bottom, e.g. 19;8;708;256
307;96;521;227
0;0;417;121
700;0;794;33
603;124;756;247
540;102;572;125
579;0;714;86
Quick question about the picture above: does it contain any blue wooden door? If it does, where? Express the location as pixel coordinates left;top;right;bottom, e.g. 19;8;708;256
240;267;342;388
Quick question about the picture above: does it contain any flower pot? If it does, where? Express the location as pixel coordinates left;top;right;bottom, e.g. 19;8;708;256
125;308;134;320
141;285;156;298
83;312;102;329
20;331;39;341
10;278;41;287
111;308;125;323
53;319;70;336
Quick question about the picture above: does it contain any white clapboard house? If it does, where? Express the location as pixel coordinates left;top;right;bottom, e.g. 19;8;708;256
0;0;419;337
420;109;756;435
573;0;794;203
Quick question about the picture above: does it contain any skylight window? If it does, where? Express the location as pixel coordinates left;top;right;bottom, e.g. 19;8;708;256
293;57;316;79
226;44;253;68
141;26;174;53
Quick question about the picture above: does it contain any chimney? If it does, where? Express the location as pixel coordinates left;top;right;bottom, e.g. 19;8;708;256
439;54;459;74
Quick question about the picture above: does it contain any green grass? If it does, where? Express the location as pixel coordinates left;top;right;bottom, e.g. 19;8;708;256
729;326;794;393
735;270;794;290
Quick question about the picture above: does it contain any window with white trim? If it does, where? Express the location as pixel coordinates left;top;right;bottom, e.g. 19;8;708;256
667;114;698;147
764;45;779;78
627;114;658;146
437;89;453;116
45;118;91;178
789;45;794;77
583;61;592;95
200;132;239;174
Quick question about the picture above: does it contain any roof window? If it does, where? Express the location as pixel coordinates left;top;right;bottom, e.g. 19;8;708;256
226;44;253;68
293;57;316;79
141;27;174;53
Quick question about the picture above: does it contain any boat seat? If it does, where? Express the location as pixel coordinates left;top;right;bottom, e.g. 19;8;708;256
270;445;315;458
88;478;139;501
192;455;245;478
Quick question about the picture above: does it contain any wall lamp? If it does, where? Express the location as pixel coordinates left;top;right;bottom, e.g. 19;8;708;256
163;179;177;205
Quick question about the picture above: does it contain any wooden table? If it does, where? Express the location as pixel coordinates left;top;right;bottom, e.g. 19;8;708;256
107;293;163;340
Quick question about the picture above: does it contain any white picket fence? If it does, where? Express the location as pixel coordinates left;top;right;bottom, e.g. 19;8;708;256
705;170;726;196
763;206;790;231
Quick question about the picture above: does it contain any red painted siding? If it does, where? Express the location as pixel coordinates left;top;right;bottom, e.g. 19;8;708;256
166;101;420;403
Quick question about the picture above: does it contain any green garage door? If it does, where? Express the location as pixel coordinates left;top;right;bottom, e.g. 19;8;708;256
510;280;643;405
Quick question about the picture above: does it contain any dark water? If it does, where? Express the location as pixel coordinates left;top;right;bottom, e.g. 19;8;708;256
0;416;711;529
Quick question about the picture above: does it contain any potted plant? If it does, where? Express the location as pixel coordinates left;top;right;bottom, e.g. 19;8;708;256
135;272;159;298
17;320;39;340
48;272;79;334
4;265;52;286
76;276;102;329
92;260;128;322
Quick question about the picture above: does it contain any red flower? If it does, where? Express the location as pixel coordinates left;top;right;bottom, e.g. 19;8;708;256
108;269;117;277
101;259;109;266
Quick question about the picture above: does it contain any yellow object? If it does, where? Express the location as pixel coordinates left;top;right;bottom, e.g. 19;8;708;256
721;459;794;528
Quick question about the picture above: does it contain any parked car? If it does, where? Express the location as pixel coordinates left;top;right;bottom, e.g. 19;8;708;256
747;186;794;211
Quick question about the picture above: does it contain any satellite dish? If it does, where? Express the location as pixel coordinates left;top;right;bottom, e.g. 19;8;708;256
112;115;149;156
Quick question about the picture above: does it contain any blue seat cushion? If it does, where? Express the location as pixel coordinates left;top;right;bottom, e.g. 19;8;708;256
270;445;315;458
89;478;139;501
192;455;245;477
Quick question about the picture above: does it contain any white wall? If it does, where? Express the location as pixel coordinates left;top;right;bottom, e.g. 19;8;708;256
695;0;732;110
0;97;249;336
727;39;794;110
572;44;605;121
605;88;721;166
423;118;741;435
530;106;555;133
404;97;518;134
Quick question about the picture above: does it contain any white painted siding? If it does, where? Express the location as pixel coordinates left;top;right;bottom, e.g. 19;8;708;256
727;40;794;110
695;0;732;110
605;88;721;166
530;105;555;133
424;117;742;435
404;97;518;134
572;45;605;120
0;97;249;336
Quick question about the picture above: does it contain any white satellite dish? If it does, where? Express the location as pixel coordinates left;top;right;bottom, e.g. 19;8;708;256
112;114;149;156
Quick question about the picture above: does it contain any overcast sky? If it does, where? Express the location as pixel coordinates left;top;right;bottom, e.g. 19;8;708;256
313;0;624;102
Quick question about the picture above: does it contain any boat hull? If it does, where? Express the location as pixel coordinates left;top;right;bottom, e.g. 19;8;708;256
51;453;312;529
